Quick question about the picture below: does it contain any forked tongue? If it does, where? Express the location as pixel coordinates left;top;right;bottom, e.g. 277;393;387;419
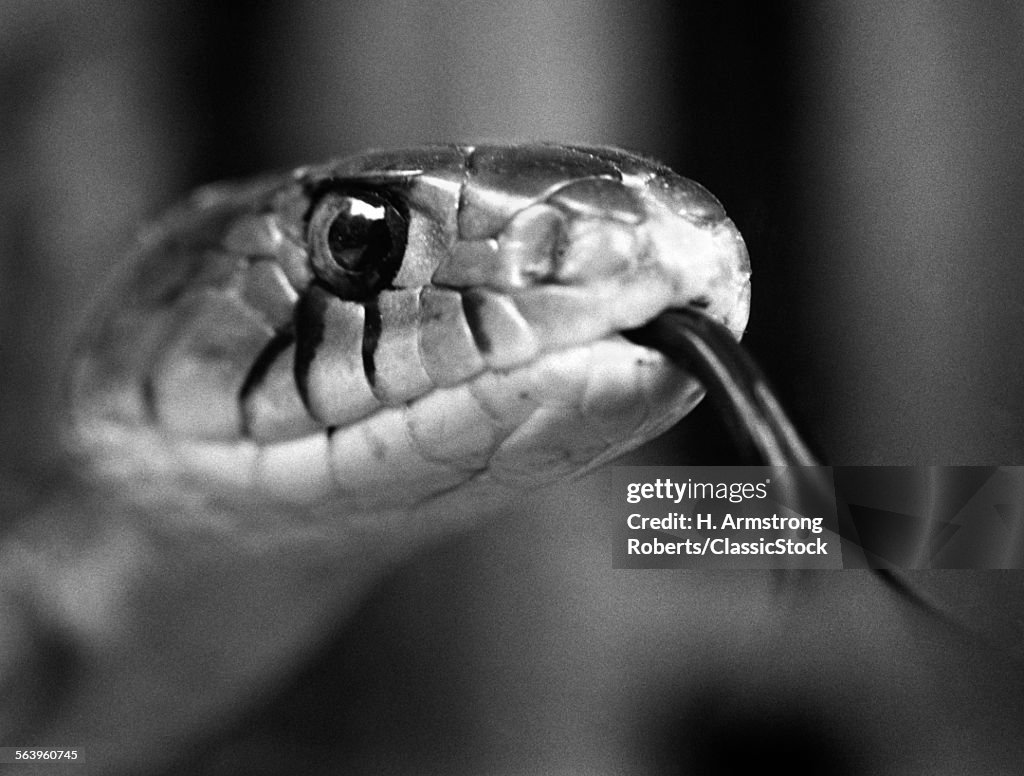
624;307;953;622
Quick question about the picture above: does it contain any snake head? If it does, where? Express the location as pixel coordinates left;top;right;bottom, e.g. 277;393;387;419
67;144;750;526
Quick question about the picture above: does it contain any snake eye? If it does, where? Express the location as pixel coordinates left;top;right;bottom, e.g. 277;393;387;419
307;188;408;299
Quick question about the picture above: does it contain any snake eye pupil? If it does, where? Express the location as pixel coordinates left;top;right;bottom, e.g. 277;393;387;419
326;197;390;272
308;188;408;299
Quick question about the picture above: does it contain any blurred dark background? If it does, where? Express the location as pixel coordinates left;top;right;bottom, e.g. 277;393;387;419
2;1;1024;774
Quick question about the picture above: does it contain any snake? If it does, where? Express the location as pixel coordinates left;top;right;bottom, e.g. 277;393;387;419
1;143;752;772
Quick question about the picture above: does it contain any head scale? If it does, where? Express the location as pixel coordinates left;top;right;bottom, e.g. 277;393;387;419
68;144;750;520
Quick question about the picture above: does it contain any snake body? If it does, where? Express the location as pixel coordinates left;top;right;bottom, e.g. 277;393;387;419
2;144;750;771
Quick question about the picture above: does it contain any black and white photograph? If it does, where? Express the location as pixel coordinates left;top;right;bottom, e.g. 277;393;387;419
2;2;1024;774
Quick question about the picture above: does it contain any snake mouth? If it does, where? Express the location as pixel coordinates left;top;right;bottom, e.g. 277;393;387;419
622;307;818;467
236;304;785;510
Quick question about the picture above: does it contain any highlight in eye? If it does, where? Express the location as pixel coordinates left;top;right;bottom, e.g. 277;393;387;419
307;187;408;300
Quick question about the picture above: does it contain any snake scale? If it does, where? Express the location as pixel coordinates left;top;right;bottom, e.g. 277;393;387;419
0;143;751;772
